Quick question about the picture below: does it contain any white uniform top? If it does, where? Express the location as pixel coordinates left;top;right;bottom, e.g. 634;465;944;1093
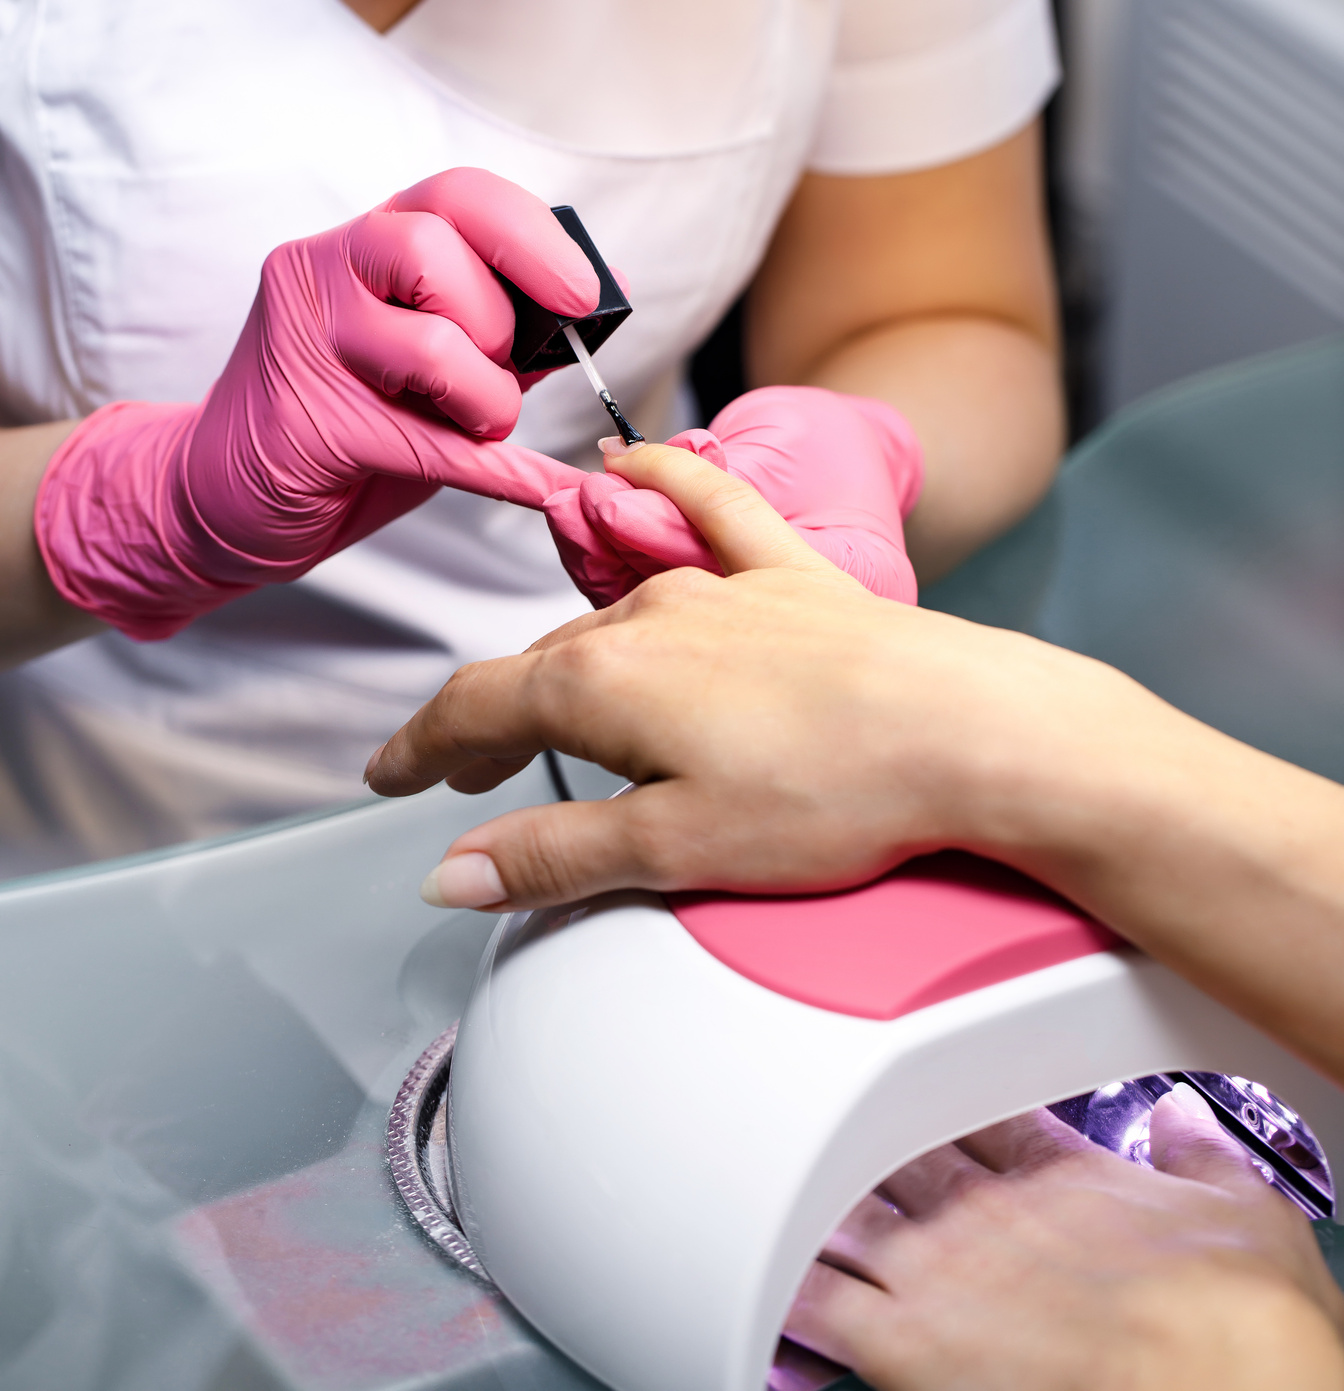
0;0;1057;874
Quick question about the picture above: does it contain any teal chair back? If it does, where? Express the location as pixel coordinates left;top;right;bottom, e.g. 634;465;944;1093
925;337;1344;782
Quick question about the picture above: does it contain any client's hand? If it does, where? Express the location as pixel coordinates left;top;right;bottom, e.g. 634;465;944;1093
364;431;1344;1112
543;386;921;607
36;168;596;639
363;439;1160;910
788;1088;1344;1391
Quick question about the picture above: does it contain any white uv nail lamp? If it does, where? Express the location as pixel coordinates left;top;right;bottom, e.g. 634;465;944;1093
390;851;1343;1391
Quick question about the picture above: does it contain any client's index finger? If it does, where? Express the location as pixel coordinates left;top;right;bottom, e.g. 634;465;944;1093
364;649;557;799
602;441;848;582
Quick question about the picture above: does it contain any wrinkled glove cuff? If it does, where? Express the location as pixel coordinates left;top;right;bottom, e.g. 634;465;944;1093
34;401;259;641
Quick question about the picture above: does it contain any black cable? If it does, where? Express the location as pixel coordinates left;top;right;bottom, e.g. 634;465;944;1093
542;748;574;802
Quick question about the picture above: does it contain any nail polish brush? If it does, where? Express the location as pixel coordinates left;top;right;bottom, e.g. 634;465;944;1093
562;325;644;446
495;204;643;444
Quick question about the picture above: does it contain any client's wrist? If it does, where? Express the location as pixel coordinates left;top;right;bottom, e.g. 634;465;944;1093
926;629;1260;914
885;620;1168;877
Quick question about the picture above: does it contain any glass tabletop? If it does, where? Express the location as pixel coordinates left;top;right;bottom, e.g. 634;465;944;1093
0;758;624;1391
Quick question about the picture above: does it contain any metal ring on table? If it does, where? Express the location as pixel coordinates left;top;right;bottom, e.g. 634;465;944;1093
387;1022;494;1284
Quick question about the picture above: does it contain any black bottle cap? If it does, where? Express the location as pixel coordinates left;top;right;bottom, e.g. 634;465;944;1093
502;206;632;375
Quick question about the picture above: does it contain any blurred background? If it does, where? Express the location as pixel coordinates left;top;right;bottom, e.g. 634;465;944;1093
694;0;1344;442
1050;0;1344;433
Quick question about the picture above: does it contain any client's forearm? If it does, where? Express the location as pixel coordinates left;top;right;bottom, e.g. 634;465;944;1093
980;669;1344;1088
0;421;104;668
800;314;1064;581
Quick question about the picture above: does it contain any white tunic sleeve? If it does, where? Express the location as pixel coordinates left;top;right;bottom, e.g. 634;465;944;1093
808;0;1060;175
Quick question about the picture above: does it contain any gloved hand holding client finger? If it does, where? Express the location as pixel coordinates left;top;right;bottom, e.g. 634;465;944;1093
32;168;924;648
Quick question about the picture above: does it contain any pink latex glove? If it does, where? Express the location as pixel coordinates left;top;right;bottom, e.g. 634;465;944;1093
36;168;598;640
544;385;923;608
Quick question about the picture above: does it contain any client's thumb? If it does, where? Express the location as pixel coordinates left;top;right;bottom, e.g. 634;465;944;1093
418;788;681;911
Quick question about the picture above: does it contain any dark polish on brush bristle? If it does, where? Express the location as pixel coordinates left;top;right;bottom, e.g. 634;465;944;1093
600;390;645;445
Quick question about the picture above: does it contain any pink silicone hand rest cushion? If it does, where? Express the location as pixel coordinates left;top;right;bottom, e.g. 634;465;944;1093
671;852;1122;1020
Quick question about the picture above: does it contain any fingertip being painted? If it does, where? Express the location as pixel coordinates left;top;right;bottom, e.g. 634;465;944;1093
599;435;644;459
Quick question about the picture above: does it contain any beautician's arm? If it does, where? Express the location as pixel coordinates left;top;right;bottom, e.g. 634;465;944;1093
0;422;104;667
748;122;1063;580
365;444;1344;1095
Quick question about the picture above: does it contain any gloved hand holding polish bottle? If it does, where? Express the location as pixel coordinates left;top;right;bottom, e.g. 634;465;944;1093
37;162;923;643
35;168;601;640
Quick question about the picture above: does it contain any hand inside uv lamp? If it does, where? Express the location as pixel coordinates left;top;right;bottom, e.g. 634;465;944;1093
791;1089;1344;1391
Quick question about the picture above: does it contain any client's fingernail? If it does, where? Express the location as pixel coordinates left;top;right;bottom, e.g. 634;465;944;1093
1168;1082;1216;1120
362;743;386;785
419;852;507;909
598;435;642;458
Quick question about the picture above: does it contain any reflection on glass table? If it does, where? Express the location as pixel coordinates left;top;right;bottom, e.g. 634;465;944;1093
0;755;624;1391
